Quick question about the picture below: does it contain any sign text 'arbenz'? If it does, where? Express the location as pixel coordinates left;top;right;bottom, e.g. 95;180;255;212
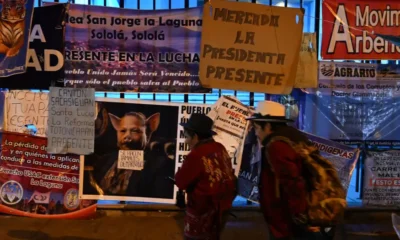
322;0;400;59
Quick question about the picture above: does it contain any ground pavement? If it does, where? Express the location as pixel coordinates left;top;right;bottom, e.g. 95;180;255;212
0;206;398;240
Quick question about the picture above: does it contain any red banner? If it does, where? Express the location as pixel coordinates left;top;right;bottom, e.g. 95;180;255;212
0;132;93;216
322;0;400;59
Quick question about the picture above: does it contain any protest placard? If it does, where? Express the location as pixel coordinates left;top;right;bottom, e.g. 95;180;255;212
208;96;252;175
118;150;144;171
47;87;95;155
0;132;82;214
4;90;48;137
80;99;179;203
305;132;360;193
363;150;400;206
199;1;303;94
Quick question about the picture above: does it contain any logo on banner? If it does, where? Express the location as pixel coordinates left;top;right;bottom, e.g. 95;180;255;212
29;190;51;204
318;62;377;81
64;188;79;210
320;64;334;77
0;181;23;205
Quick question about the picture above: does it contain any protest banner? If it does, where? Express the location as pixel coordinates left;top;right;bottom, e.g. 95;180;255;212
0;4;67;89
199;1;303;94
176;103;212;173
363;150;400;206
62;4;208;93
0;132;84;215
207;96;252;176
4;90;48;137
46;87;95;155
0;0;34;78
238;131;359;202
322;0;400;60
80;98;179;203
302;62;400;142
304;132;360;193
294;33;317;88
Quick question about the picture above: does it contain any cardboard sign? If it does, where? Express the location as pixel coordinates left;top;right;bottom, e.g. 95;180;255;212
47;87;95;155
4;90;48;137
322;0;400;60
118;150;144;171
294;33;318;88
199;1;303;94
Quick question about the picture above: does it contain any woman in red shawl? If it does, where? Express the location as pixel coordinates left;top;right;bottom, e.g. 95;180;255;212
175;113;237;240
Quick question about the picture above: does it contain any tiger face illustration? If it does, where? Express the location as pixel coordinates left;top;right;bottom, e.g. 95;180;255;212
0;0;27;57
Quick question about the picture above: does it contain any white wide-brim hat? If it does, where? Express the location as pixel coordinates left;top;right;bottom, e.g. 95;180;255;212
246;101;293;122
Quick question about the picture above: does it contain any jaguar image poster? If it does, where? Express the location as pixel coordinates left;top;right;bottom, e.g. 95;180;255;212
0;4;67;89
0;0;34;77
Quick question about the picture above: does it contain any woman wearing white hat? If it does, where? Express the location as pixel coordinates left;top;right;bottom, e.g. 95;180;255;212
247;101;330;240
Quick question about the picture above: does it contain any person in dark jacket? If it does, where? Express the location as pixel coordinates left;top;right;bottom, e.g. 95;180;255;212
175;113;236;240
247;101;329;240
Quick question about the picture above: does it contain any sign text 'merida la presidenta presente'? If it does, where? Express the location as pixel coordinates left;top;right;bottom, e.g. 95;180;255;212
199;1;304;94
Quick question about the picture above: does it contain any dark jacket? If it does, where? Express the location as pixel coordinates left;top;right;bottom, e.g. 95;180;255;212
259;126;310;239
90;148;175;199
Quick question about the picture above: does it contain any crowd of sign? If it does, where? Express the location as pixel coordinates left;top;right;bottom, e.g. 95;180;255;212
0;0;398;220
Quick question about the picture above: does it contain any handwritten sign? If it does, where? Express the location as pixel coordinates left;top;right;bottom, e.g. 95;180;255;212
199;1;303;94
118;150;144;170
47;87;95;155
4;90;48;136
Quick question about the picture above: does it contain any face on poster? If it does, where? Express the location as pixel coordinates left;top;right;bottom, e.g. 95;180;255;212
80;98;179;204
